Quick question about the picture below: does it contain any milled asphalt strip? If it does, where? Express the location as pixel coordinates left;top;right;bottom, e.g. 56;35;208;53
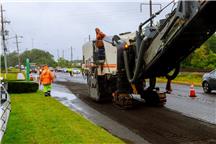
51;83;150;144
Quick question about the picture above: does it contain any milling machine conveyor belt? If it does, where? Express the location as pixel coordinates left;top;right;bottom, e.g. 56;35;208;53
142;1;216;78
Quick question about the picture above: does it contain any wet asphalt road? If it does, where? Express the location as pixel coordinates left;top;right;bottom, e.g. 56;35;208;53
55;72;216;125
51;83;149;144
53;72;216;144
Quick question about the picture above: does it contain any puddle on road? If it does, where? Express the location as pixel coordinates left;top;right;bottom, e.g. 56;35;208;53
52;90;76;101
55;72;87;84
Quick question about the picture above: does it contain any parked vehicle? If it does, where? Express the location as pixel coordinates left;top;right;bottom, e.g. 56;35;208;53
202;69;216;93
72;68;81;74
30;63;38;73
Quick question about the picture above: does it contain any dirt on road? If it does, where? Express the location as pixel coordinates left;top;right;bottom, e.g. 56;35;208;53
56;81;216;144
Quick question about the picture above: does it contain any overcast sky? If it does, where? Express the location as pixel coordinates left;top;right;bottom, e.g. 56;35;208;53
2;0;173;60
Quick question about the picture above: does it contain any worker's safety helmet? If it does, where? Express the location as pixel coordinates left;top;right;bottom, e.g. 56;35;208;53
43;64;48;69
95;27;100;32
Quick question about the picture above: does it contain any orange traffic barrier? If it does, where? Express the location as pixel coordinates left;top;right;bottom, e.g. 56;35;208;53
189;84;196;97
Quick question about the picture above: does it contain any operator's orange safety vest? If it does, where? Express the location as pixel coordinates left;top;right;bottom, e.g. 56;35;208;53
40;67;54;85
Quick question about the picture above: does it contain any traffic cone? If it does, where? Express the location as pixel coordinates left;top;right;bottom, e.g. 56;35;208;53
189;84;196;97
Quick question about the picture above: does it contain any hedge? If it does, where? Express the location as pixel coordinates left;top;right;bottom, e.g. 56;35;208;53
4;80;39;93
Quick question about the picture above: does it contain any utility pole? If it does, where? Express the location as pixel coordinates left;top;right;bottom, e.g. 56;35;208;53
1;4;10;75
149;0;153;26
7;34;23;71
31;38;34;49
140;1;162;26
88;35;91;41
57;49;59;59
71;46;73;62
15;34;23;71
62;50;64;59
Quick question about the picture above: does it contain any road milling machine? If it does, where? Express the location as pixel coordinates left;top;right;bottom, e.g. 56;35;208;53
82;1;216;108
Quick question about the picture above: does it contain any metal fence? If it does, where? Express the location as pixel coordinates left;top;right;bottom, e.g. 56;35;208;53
0;82;11;141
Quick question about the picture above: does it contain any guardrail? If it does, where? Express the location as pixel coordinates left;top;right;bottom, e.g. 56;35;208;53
0;83;11;142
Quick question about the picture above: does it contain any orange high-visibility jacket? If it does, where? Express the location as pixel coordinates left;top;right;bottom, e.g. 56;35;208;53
95;28;106;48
40;67;54;85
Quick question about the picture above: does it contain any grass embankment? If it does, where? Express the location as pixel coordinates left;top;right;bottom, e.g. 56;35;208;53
0;68;26;80
157;72;203;86
2;91;124;144
0;73;18;80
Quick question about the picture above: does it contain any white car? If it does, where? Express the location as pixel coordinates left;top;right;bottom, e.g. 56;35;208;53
72;68;81;74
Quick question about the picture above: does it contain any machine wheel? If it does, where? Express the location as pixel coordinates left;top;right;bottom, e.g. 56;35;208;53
88;74;111;102
202;82;211;93
149;78;156;90
88;75;101;101
143;90;166;106
112;92;133;109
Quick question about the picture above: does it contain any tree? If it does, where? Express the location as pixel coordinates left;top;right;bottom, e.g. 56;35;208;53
7;51;19;67
20;49;56;67
206;34;216;53
182;35;216;70
190;43;209;68
1;51;19;69
57;58;72;68
0;55;5;69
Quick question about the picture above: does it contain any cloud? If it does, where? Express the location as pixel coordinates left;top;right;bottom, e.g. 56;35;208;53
3;1;173;60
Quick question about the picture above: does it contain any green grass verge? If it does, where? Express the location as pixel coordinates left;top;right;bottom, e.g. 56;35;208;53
2;91;124;144
8;68;21;73
0;73;17;80
0;72;26;81
157;72;203;86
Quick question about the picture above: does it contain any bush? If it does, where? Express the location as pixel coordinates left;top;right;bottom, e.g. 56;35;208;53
5;80;39;93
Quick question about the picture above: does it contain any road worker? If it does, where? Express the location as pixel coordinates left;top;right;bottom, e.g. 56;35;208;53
95;27;106;60
39;64;54;97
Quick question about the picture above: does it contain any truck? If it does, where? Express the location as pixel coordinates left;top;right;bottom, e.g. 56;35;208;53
82;1;216;108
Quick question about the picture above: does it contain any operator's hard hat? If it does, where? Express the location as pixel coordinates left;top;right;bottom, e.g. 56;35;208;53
95;27;101;32
42;64;48;69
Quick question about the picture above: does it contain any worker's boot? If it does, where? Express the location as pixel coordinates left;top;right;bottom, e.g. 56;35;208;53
47;91;51;96
44;92;48;97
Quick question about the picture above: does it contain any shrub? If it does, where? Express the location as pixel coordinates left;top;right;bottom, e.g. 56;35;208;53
4;80;39;93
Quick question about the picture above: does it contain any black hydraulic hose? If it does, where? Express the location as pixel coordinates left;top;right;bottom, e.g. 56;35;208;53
124;1;175;83
123;38;147;83
135;31;141;58
123;51;132;82
123;1;176;83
